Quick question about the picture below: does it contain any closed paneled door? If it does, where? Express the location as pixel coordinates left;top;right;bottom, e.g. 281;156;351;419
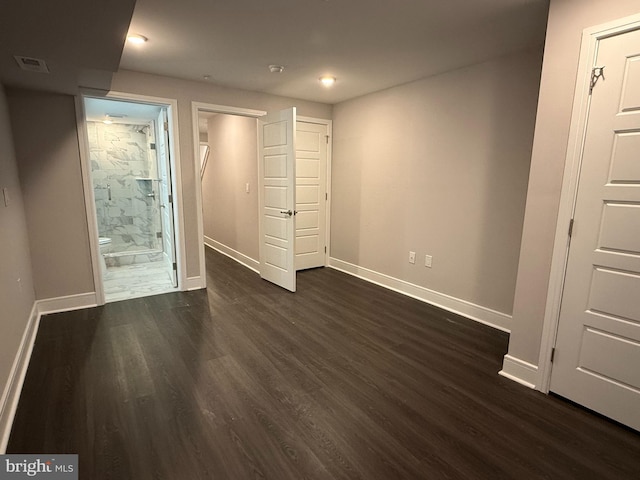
551;26;640;431
295;121;328;270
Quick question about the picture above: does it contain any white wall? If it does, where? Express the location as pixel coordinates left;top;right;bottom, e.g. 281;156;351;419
506;0;640;371
111;71;333;280
331;49;542;321
0;85;36;446
202;114;259;261
7;89;94;300
0;74;330;311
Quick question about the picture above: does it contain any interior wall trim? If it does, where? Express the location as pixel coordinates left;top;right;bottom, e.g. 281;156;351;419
499;354;538;389
0;304;39;453
36;292;97;316
185;276;205;291
191;101;267;292
204;237;260;273
74;96;104;304
329;257;511;333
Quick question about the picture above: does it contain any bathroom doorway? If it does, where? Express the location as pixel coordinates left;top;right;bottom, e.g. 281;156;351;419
80;95;181;303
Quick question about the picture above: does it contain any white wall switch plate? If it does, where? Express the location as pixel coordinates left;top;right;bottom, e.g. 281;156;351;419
245;183;250;193
425;254;433;268
409;251;416;264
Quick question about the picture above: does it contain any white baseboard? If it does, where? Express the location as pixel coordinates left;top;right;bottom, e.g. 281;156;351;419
499;354;538;389
0;304;40;453
204;236;260;273
328;257;511;333
185;276;205;291
36;292;97;316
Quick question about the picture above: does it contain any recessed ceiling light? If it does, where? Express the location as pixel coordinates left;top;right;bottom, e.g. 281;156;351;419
319;76;336;87
126;34;148;45
103;115;113;125
269;65;284;73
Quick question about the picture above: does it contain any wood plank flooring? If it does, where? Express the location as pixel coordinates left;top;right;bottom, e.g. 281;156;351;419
8;248;640;479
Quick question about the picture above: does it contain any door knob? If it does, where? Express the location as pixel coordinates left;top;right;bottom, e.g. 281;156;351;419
280;209;293;217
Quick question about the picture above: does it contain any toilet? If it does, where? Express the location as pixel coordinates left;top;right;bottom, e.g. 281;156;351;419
98;237;112;272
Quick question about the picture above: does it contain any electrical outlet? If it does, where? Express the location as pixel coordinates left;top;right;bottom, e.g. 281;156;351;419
409;251;416;264
425;254;433;268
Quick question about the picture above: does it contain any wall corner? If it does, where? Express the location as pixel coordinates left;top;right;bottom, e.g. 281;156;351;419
499;354;539;389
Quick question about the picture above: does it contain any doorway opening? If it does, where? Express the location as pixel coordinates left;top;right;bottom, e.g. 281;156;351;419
194;105;265;281
192;102;332;291
81;96;180;303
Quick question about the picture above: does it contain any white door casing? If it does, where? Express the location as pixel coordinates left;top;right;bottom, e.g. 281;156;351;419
77;92;186;305
191;102;267;288
157;108;178;287
550;26;640;431
258;108;297;292
295;121;328;270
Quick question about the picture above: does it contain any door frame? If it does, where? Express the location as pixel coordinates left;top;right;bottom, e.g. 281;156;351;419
191;102;267;287
76;91;187;305
537;13;640;393
156;108;179;288
297;116;333;268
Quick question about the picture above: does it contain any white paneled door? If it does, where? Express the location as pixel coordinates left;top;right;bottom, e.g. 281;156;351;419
258;108;297;292
295;121;328;270
551;27;640;431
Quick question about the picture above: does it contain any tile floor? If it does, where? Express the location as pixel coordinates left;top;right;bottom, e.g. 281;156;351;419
103;260;178;303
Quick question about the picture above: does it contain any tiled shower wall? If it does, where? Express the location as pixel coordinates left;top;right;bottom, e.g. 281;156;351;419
88;122;161;255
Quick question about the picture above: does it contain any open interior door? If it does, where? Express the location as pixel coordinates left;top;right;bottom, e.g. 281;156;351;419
157;108;178;287
258;107;297;292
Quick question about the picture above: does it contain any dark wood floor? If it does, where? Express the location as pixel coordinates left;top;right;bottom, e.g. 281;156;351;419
8;248;640;479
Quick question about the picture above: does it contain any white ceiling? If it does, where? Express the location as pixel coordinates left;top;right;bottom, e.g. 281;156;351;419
0;0;135;94
121;0;550;104
0;0;549;104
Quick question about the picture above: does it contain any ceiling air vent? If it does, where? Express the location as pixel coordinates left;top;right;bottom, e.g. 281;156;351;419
14;56;49;73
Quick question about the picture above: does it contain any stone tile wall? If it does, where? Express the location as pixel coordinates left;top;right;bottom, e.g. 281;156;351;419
87;122;161;254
